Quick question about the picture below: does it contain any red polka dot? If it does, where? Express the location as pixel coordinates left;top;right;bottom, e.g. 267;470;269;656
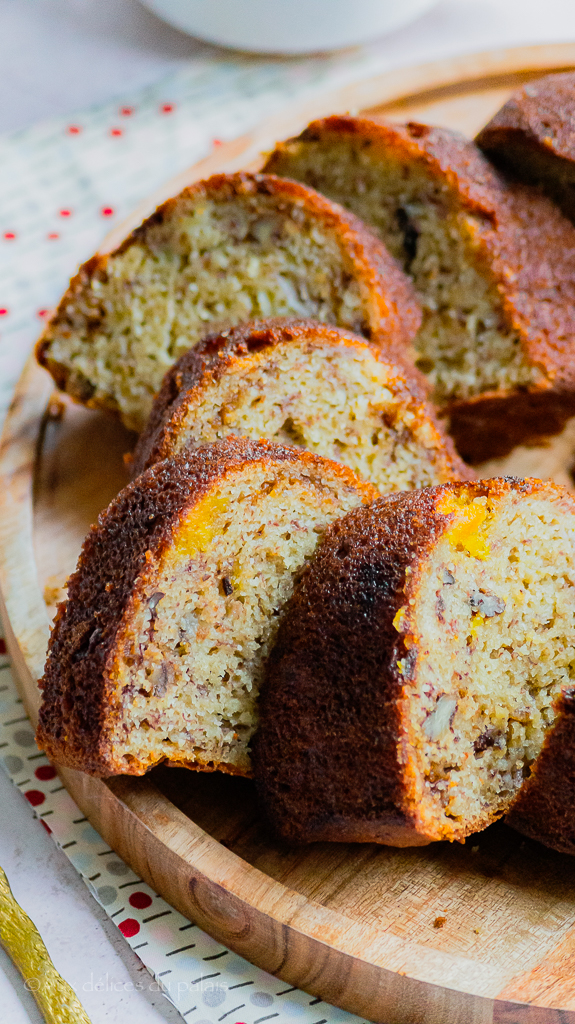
35;765;57;781
0;309;8;316
59;209;72;218
37;309;49;318
101;207;114;217
110;127;123;138
129;891;152;910
160;103;175;114
120;106;134;117
118;918;140;937
3;232;16;241
67;125;82;135
25;790;45;807
41;819;52;833
212;138;223;147
47;232;60;241
0;639;6;654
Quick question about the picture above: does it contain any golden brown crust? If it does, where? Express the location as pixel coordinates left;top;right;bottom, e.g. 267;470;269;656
131;316;468;481
265;117;575;459
253;477;558;846
36;172;421;419
37;436;375;777
476;71;575;222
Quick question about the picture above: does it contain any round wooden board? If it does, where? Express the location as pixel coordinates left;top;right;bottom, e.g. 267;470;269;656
4;42;575;1024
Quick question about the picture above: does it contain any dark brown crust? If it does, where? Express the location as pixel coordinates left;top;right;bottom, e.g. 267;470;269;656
254;486;440;847
253;476;559;847
265;117;575;459
36;172;421;419
506;688;575;854
131;316;468;480
448;388;575;464
476;71;575;222
36;436;375;778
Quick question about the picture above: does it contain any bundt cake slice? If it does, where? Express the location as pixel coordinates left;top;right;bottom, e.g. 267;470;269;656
36;437;376;777
132;318;468;491
253;478;575;846
477;71;575;224
37;172;421;432
505;689;575;855
265;117;575;463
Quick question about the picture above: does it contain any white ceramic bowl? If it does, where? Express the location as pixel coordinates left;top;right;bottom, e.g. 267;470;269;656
141;0;438;54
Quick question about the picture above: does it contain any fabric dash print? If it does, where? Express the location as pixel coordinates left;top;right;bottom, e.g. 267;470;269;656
0;47;394;1022
0;628;369;1023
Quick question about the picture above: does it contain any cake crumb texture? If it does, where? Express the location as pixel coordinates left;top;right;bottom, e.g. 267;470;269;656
37;172;420;431
265;117;575;460
254;478;575;847
133;317;468;492
37;437;376;777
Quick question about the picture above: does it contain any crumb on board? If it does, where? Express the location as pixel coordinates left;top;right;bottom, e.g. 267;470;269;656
43;575;68;607
46;396;66;422
433;916;447;929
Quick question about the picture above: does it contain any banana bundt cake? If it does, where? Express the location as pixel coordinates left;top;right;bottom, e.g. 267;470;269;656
265;117;575;463
37;172;421;432
254;478;575;847
477;71;575;224
505;690;575;855
132;318;468;492
37;437;376;777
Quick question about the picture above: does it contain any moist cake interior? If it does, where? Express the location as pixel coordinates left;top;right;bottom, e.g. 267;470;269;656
48;194;370;431
107;462;365;774
406;489;575;838
269;137;540;406
152;339;457;492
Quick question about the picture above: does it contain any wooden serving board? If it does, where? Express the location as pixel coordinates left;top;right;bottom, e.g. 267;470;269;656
4;42;575;1024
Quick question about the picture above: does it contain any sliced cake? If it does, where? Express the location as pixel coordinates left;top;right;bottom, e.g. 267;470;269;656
37;437;376;777
253;478;575;846
265;117;575;463
505;691;575;855
477;71;575;223
36;172;421;431
132;318;468;491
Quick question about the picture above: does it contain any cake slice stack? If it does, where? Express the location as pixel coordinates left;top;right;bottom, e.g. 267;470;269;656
254;478;575;850
132;317;468;493
37;172;420;432
37;438;377;777
265;117;575;463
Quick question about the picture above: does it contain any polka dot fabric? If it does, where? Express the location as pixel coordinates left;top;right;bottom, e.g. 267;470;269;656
0;625;369;1024
0;51;382;1024
0;46;385;431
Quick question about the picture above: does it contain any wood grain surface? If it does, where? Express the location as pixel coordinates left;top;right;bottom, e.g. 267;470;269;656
3;43;575;1024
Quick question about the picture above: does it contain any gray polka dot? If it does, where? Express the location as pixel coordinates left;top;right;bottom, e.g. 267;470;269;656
202;985;227;1007
106;859;129;876
251;991;274;1006
3;755;23;774
13;729;35;747
96;885;118;906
